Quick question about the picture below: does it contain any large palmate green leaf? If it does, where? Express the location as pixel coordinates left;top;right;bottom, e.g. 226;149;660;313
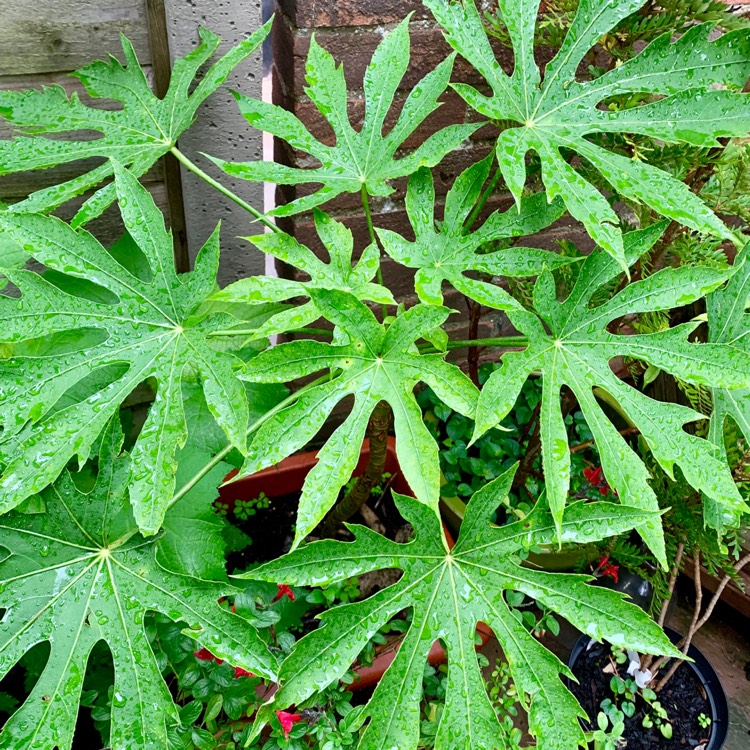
424;0;750;266
244;465;680;750
211;208;394;338
0;420;276;750
377;155;569;309
707;242;750;532
475;224;750;565
236;289;478;543
0;164;249;534
211;17;481;216
0;21;271;224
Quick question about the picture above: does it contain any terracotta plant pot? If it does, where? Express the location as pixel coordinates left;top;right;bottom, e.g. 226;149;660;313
218;437;492;691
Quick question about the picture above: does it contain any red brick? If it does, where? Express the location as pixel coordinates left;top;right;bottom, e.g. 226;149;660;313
275;0;431;29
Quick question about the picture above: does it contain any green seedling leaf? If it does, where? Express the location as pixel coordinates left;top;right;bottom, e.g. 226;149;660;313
236;289;478;543
475;225;750;564
0;21;272;224
211;17;481;215
243;465;680;750
425;0;750;265
210;208;394;337
0;164;249;534
377;156;570;309
0;419;276;750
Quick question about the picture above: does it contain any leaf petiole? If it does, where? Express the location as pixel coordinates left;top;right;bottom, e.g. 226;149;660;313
170;147;280;233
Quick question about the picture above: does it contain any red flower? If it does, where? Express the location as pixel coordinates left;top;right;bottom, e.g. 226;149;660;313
584;466;610;496
276;709;303;739
234;666;255;679
272;584;296;603
193;647;223;665
597;556;620;584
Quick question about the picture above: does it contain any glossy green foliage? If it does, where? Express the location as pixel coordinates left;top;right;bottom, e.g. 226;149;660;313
210;209;394;338
424;0;750;266
476;225;750;564
236;290;478;543
0;420;276;750
0;22;271;226
211;17;481;216
377;156;571;309
0;22;270;225
244;466;680;750
707;242;750;532
0;165;249;534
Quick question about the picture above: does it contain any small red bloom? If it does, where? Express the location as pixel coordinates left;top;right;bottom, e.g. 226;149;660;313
276;709;303;739
234;666;255;679
597;556;620;584
272;584;296;603
193;647;223;665
584;466;610;496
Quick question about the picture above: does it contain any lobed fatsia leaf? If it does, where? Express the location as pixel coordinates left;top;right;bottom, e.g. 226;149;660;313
0;419;277;750
706;242;750;532
424;0;750;266
210;208;394;338
377;154;570;309
0;21;271;225
0;164;249;535
211;17;481;216
236;289;478;544
244;465;680;750
475;224;750;565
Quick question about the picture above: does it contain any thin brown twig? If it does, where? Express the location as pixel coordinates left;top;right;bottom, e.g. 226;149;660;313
570;426;640;454
642;542;684;671
653;551;703;688
652;551;750;690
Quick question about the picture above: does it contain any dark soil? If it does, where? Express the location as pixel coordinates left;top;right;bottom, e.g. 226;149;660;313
224;484;411;569
570;639;713;750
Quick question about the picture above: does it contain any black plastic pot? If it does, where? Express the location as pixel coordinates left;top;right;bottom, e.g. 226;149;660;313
568;627;728;750
596;569;654;611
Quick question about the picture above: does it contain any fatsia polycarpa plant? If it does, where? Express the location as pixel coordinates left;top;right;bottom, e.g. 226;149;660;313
0;1;750;748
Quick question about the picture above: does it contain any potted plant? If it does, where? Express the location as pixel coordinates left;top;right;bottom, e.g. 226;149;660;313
1;1;750;748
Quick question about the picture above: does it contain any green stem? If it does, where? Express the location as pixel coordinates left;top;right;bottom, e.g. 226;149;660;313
360;185;387;296
209;326;333;338
465;165;503;231
418;336;528;354
446;336;527;349
170;147;280;234
109;379;333;550
167;374;332;511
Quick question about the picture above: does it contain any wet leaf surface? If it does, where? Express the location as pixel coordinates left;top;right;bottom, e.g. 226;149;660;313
243;465;680;750
211;18;481;216
424;0;750;265
0;420;276;750
476;226;750;564
0;166;250;534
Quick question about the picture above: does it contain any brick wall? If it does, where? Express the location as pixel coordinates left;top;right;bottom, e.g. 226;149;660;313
270;0;590;340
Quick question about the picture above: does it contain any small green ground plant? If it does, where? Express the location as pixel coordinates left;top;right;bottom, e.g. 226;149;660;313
1;1;750;748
